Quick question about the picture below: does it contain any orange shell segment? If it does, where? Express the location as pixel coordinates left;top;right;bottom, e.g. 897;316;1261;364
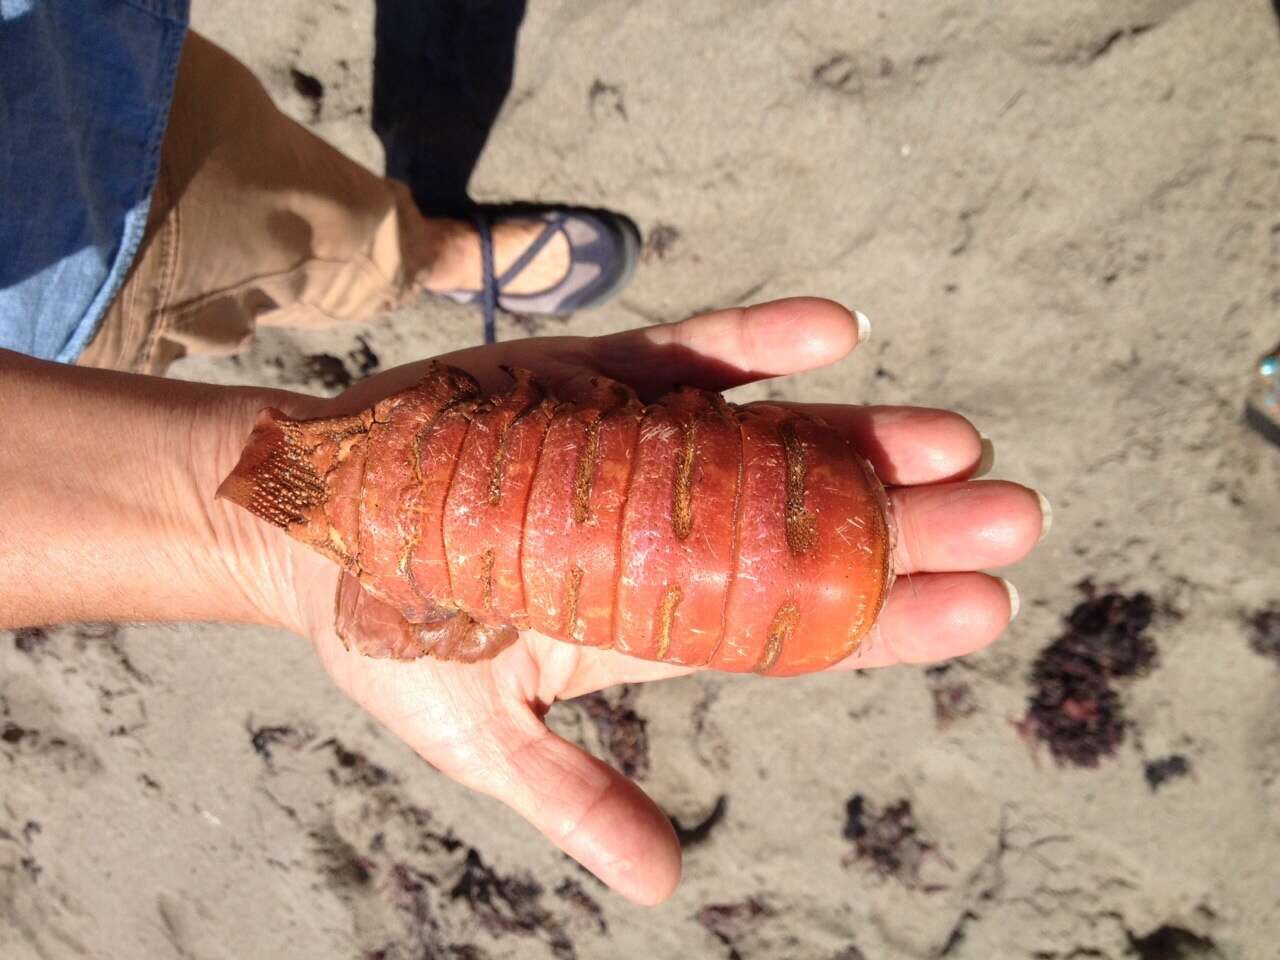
613;389;741;665
714;406;890;675
521;386;640;645
442;371;553;628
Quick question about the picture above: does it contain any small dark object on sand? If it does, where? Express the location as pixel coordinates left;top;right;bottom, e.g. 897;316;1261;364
698;898;773;928
842;795;933;886
301;353;354;391
1023;582;1159;767
317;737;393;789
1246;603;1280;663
554;877;607;934
349;336;380;379
575;687;650;779
671;794;728;849
1129;924;1221;959
289;67;325;108
642;223;681;262
1144;754;1191;791
925;664;978;728
697;898;774;960
12;627;48;655
247;723;305;771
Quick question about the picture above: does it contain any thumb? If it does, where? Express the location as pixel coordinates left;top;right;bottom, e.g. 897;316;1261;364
314;635;683;903
480;712;682;905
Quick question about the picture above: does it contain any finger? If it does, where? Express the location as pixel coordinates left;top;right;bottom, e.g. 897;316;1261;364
587;297;867;397
761;403;984;485
829;572;1017;670
483;712;682;905
568;571;1016;685
314;636;682;903
556;478;1041;690
889;481;1049;574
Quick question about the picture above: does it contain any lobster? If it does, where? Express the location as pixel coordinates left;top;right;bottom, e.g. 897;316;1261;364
217;364;894;676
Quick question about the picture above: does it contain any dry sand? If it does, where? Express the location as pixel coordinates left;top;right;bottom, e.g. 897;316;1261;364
4;1;1280;957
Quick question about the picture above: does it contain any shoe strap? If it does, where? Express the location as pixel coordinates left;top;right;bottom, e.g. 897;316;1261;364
474;213;498;344
494;214;569;289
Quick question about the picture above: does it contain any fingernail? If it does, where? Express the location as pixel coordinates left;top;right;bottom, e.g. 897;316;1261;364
973;435;995;478
854;310;872;343
1035;490;1053;542
1001;579;1021;620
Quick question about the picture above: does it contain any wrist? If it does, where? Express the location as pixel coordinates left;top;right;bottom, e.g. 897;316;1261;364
190;381;333;633
0;350;324;631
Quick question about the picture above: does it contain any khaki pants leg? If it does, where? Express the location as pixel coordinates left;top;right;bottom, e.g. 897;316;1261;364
79;31;437;374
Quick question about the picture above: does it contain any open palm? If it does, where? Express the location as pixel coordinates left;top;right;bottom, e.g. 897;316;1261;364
263;298;1045;904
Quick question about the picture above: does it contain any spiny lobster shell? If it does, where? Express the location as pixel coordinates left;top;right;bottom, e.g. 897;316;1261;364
217;364;894;676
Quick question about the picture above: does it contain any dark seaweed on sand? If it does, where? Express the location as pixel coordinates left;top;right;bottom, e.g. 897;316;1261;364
450;849;573;958
575;686;650;778
1024;582;1159;767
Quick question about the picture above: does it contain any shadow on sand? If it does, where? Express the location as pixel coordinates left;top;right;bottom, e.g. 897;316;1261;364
373;0;528;218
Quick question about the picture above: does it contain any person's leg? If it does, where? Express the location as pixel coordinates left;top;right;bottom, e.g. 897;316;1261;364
79;31;570;374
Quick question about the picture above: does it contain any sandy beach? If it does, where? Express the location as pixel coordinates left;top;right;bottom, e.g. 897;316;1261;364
3;1;1280;957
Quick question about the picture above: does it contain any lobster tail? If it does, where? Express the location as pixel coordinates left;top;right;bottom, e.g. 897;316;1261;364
216;406;372;570
219;365;895;676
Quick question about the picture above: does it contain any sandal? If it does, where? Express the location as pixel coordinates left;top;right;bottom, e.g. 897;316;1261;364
440;209;641;343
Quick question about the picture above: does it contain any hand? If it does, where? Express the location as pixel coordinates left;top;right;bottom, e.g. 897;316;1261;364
234;298;1046;905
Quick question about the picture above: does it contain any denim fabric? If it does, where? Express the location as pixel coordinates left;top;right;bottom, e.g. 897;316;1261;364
0;0;188;362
